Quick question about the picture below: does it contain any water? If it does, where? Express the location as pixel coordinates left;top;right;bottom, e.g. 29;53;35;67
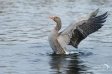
0;0;112;74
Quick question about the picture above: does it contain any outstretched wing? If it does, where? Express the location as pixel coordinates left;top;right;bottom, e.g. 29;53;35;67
77;11;108;38
57;9;108;49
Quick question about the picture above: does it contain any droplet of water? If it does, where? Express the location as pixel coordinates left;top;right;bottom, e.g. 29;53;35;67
103;64;109;69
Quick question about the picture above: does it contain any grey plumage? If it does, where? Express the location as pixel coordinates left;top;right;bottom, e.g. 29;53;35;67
49;9;108;54
69;9;108;48
78;11;108;37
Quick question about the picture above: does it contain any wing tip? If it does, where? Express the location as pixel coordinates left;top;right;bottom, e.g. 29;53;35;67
90;8;99;17
94;11;108;24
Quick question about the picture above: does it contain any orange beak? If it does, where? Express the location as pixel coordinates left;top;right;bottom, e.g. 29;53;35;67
50;16;55;20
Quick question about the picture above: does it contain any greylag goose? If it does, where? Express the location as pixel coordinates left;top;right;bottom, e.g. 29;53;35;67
48;9;108;54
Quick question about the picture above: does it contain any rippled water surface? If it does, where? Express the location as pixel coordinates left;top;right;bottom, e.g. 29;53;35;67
0;0;112;74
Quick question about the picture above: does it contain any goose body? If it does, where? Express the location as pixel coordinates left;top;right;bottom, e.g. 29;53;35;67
48;9;108;54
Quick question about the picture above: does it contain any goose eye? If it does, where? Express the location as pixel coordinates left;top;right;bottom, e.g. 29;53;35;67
54;17;57;20
55;17;58;18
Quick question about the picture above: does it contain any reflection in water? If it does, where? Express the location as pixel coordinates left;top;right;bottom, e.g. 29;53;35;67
49;54;93;74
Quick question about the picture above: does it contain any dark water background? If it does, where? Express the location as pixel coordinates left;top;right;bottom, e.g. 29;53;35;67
0;0;112;74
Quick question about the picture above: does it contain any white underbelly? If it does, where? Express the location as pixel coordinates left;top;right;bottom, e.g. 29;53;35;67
48;29;69;54
48;33;57;53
